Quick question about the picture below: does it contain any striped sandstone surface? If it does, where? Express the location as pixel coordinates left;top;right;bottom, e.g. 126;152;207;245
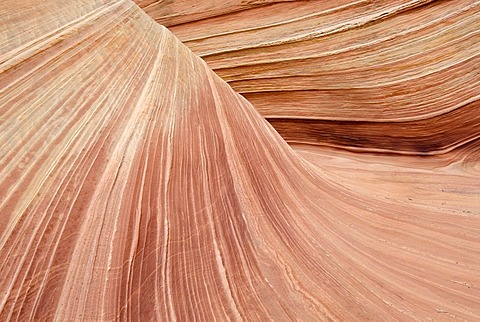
138;0;480;154
1;0;480;321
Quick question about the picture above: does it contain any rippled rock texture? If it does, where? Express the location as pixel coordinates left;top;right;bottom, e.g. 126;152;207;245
1;0;480;321
137;0;480;154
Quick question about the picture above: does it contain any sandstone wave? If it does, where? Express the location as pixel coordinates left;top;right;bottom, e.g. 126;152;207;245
137;0;480;153
1;0;480;320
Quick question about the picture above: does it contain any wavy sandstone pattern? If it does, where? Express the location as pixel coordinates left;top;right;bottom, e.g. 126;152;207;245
1;0;480;321
137;0;480;153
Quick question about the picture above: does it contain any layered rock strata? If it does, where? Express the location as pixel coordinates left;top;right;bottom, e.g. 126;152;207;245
1;0;479;320
137;0;480;153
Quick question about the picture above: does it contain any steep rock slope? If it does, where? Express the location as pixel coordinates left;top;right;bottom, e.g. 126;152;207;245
1;0;480;320
137;0;480;153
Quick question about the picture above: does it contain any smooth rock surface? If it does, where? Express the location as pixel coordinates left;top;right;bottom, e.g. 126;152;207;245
137;0;480;153
1;0;480;320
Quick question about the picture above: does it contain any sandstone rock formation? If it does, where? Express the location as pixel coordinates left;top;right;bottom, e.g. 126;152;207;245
1;0;479;320
137;0;480;154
